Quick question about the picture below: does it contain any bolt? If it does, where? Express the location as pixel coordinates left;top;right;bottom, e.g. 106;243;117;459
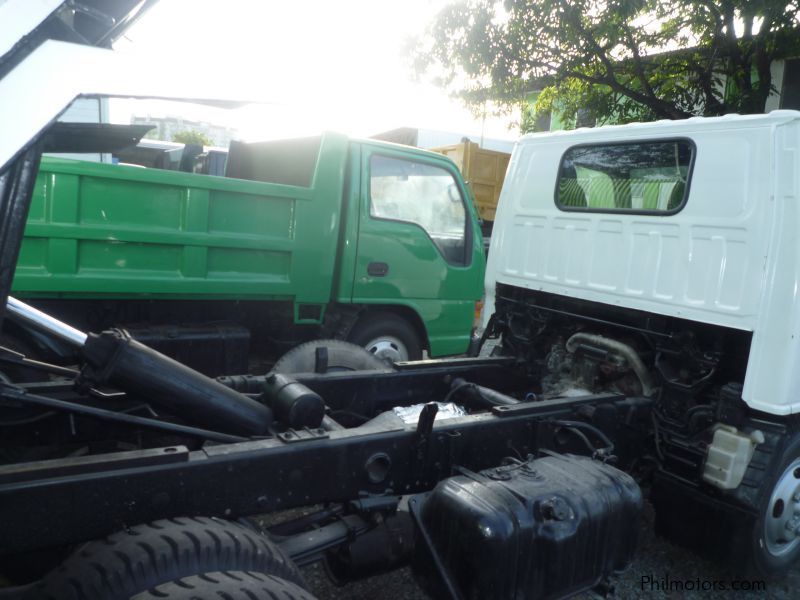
794;493;800;502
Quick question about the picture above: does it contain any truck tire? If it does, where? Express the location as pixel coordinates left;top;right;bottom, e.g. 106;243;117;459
347;313;423;363
746;433;800;578
273;339;392;373
131;571;316;600
26;517;306;600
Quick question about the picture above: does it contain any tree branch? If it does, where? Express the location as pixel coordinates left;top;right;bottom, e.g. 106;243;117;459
563;69;694;119
564;9;692;119
622;25;656;99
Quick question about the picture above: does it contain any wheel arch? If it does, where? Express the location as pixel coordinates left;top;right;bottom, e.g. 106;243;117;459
349;304;430;353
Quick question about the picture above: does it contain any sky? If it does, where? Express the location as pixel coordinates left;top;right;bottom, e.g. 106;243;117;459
110;0;519;143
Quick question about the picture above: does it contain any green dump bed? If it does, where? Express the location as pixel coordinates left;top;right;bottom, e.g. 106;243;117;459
13;134;349;306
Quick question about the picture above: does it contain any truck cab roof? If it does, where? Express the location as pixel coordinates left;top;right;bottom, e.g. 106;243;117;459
516;110;800;145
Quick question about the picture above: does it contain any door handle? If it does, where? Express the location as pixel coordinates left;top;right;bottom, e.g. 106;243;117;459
367;262;389;277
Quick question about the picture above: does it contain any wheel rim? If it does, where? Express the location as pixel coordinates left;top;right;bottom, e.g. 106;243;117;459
362;336;408;362
764;458;800;557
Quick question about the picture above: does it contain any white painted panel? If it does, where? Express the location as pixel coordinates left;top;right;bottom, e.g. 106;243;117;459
630;223;682;300
743;120;800;415
766;60;785;113
625;225;653;296
685;230;719;305
522;216;547;277
682;227;750;312
0;0;62;58
588;219;623;292
503;220;527;276
560;218;591;285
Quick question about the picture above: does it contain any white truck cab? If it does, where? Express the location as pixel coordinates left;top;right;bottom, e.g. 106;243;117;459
484;111;800;577
487;111;800;415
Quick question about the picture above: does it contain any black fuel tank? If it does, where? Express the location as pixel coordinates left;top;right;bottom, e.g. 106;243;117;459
411;453;642;600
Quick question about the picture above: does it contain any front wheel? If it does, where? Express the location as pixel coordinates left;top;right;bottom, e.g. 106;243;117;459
745;433;800;577
347;312;423;363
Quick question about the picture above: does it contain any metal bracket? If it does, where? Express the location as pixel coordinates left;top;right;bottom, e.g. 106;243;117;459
415;403;438;454
278;426;330;444
314;346;328;373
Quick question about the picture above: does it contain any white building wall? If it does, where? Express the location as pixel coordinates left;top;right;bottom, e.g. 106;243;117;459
765;59;785;113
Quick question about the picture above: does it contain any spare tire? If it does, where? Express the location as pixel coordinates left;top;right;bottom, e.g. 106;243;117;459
272;339;393;374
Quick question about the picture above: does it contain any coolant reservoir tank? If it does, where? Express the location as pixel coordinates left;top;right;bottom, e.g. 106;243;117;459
702;424;765;490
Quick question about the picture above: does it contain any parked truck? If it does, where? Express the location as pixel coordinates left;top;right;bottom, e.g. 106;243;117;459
431;139;510;236
483;110;800;577
8;132;486;373
2;3;800;600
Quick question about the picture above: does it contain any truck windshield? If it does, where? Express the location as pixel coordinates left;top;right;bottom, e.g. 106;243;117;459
369;155;468;265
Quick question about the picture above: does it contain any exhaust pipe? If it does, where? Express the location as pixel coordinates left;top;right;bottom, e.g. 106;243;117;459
566;332;656;397
5;296;272;436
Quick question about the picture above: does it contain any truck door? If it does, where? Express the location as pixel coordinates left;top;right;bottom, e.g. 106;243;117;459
351;144;483;356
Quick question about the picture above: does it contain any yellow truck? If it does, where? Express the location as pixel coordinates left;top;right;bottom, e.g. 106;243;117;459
431;140;510;235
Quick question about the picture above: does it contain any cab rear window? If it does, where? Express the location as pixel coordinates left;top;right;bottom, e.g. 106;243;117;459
555;139;694;214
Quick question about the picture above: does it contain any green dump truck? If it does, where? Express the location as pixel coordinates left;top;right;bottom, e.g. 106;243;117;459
9;133;485;374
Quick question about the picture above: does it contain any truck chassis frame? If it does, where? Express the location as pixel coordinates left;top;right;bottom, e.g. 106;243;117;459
0;358;636;557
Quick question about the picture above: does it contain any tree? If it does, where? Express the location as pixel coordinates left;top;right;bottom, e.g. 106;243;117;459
172;130;213;146
414;0;800;130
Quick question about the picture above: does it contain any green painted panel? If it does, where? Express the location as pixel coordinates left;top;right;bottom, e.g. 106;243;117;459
47;239;77;274
184;188;210;232
181;246;208;278
25;176;49;223
207;191;294;238
207;247;291;281
79;178;184;230
13;137;349;305
77;240;182;276
15;238;48;275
